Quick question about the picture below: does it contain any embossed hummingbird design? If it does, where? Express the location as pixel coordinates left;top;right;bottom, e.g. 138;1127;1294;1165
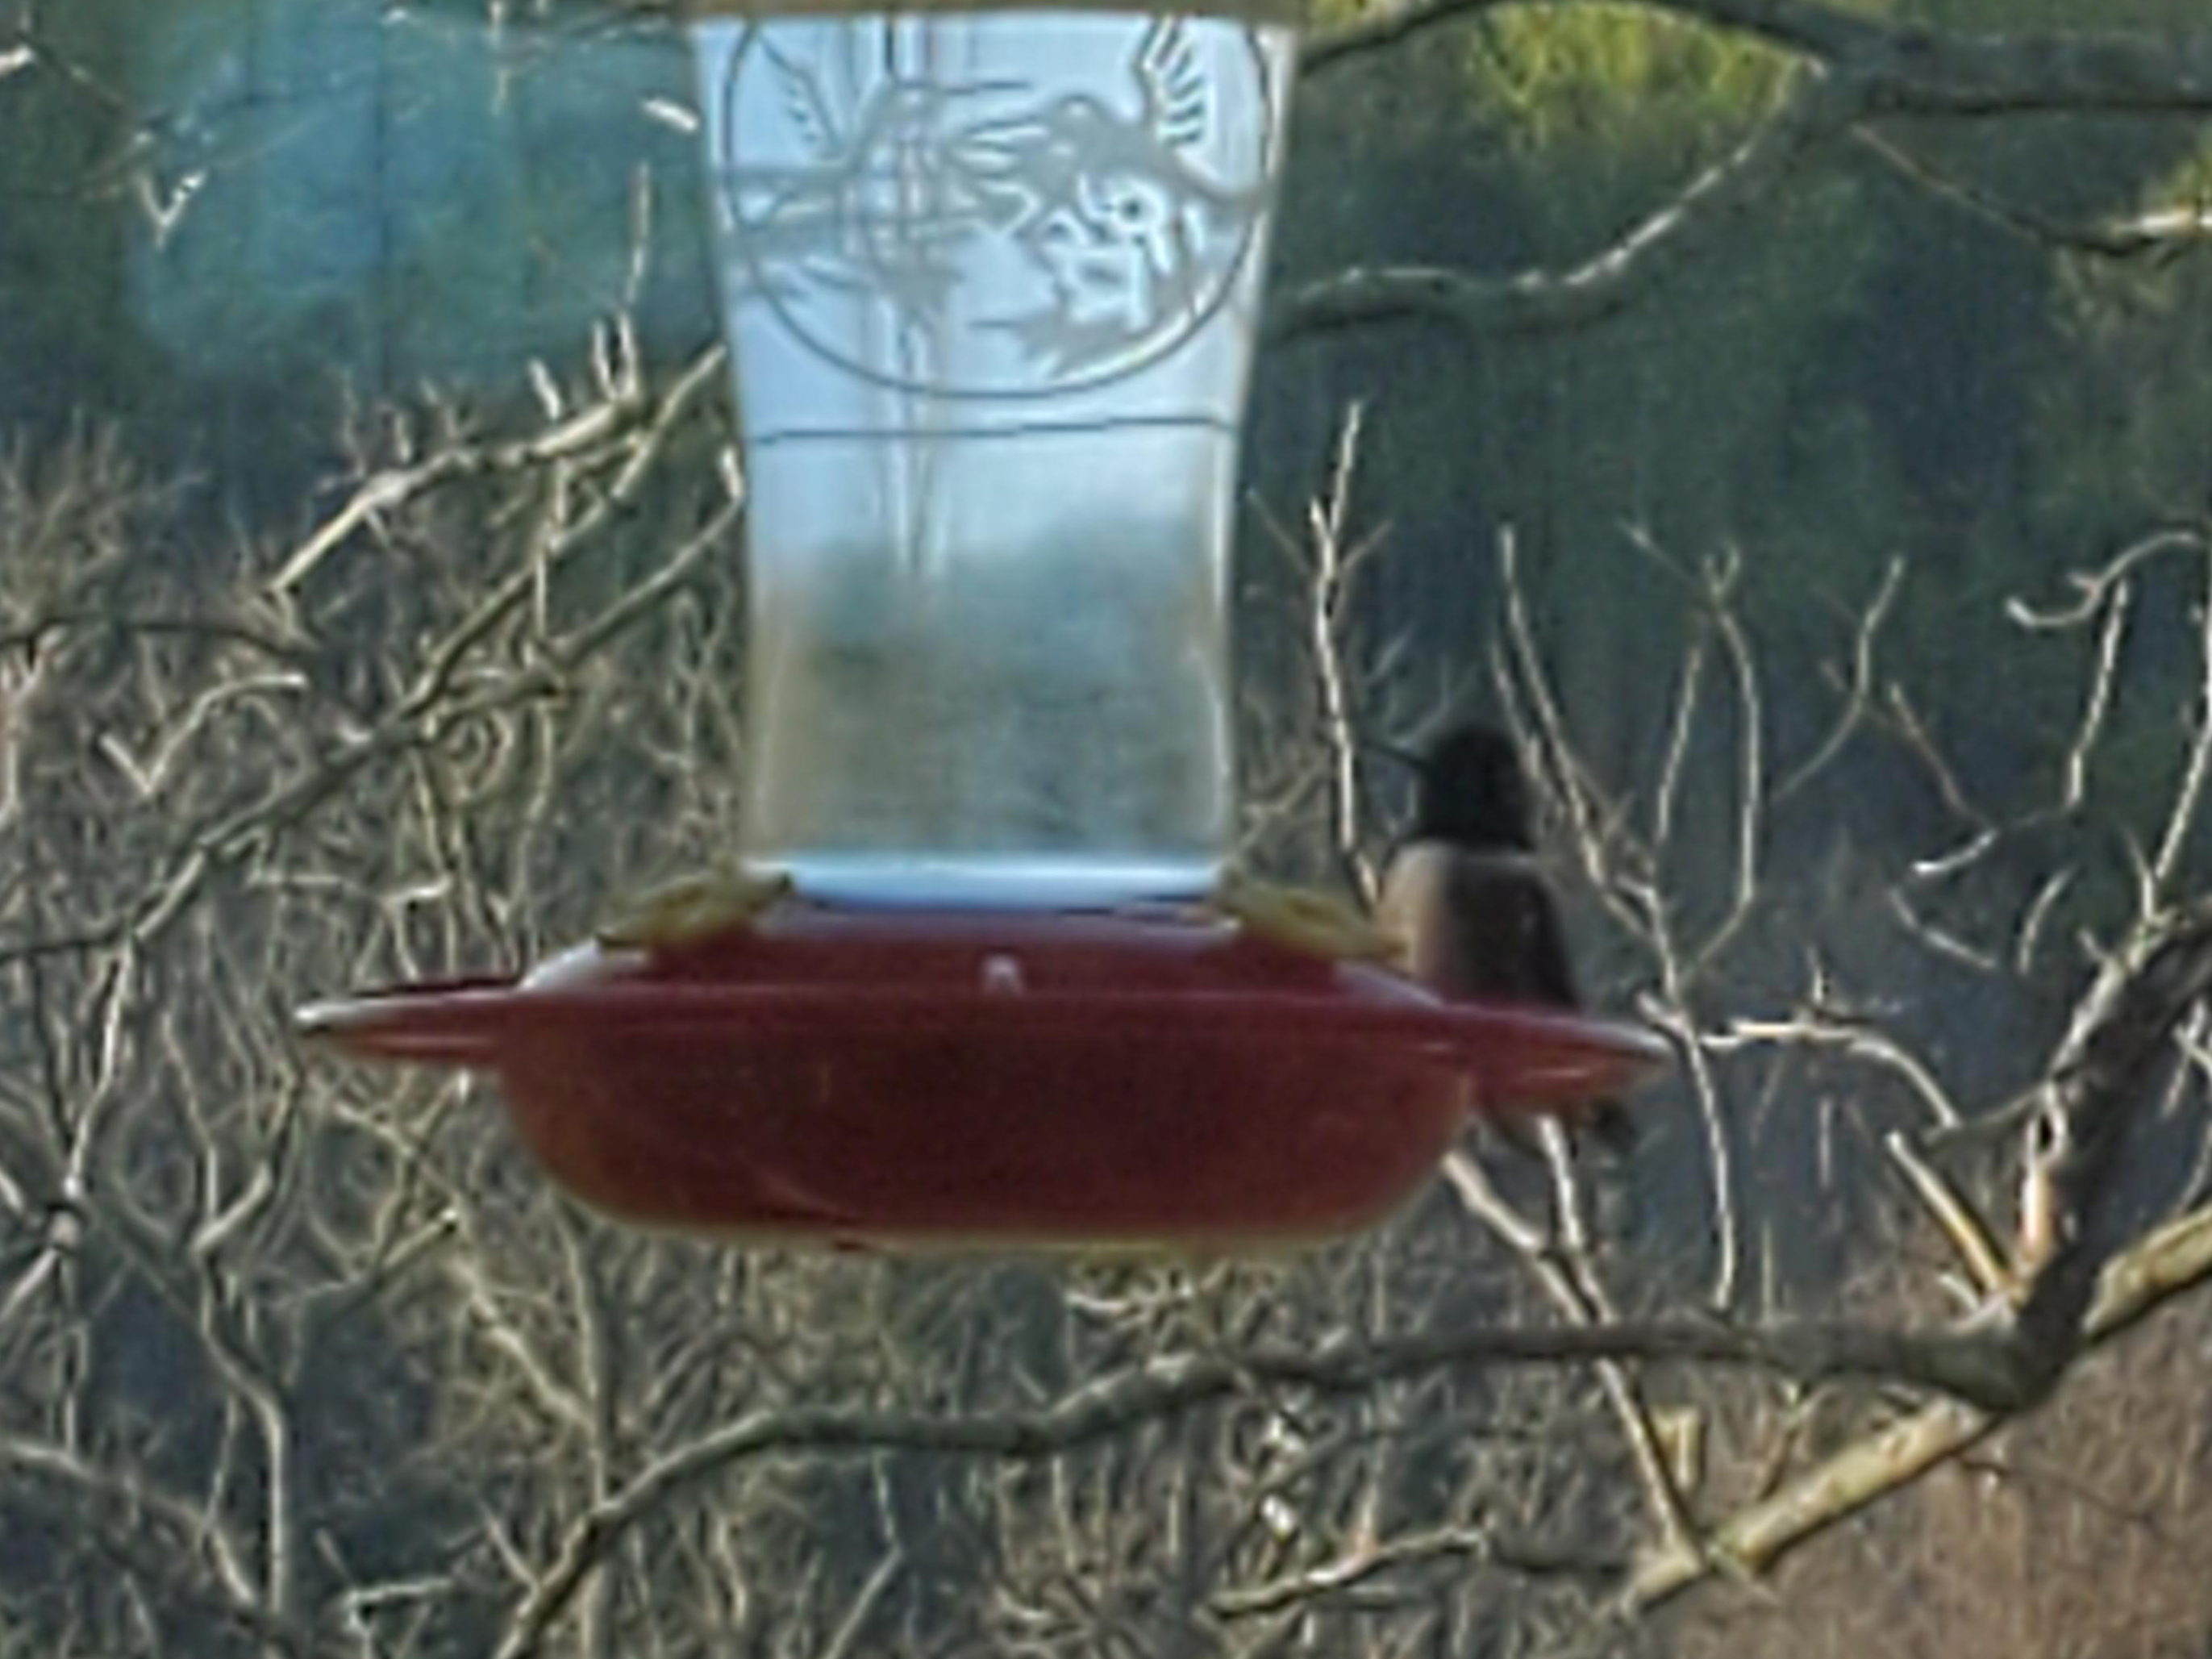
947;18;1268;371
721;18;1271;385
732;49;1024;315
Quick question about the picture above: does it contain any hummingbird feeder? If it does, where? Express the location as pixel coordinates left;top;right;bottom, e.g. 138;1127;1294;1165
297;0;1665;1250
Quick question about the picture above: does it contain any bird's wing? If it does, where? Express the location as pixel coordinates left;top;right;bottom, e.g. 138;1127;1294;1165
1382;844;1637;1148
760;40;842;160
1476;855;1582;1007
1133;16;1207;149
1378;844;1582;1006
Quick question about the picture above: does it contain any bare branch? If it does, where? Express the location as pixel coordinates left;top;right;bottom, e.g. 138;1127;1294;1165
1706;1011;1962;1131
1633;1196;2212;1605
487;1298;2114;1659
1852;128;2212;261
1443;1147;1706;1562
2009;906;2212;1391
2006;527;2205;633
1212;1522;1618;1617
2149;544;2212;900
0;1433;331;1659
1269;69;1856;344
1773;556;1903;807
1882;1130;2013;1302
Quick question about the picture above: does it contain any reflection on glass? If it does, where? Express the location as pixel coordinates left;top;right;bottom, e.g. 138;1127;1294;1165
694;6;1296;907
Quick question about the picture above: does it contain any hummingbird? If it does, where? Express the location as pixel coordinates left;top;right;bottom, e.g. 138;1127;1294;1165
1377;723;1636;1157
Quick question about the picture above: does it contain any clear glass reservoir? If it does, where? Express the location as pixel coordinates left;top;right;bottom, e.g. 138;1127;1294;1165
692;1;1297;907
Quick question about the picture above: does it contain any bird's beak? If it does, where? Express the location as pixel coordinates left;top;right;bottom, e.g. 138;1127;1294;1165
940;78;1034;104
948;112;1051;167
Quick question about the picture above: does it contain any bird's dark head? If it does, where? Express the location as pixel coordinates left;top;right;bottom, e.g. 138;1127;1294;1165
1409;723;1535;852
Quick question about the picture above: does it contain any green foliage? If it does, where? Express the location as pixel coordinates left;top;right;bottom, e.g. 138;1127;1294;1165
1469;3;1788;159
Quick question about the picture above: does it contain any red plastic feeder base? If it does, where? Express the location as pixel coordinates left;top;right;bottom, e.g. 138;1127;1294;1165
297;904;1667;1250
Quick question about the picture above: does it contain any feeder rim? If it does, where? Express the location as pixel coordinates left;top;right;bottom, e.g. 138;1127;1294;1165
296;977;1673;1085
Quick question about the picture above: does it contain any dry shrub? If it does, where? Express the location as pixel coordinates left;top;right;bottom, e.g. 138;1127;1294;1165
1672;1290;2212;1659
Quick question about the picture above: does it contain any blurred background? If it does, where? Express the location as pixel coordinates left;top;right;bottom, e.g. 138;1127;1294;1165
7;2;2212;1655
